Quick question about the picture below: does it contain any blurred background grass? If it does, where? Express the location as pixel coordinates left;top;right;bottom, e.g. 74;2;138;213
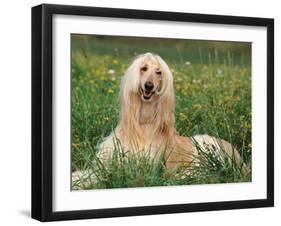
71;34;251;188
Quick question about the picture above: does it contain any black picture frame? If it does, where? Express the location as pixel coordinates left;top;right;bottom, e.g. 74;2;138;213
32;3;274;222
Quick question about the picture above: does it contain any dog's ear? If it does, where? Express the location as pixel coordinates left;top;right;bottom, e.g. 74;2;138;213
153;55;176;137
117;55;144;145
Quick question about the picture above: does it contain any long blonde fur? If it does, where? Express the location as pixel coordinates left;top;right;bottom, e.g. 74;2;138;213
118;54;175;142
98;53;241;170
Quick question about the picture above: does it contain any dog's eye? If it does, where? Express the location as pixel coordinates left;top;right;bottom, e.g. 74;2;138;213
141;66;148;72
156;70;162;75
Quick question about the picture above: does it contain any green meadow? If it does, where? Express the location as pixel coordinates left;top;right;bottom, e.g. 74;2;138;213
71;35;252;189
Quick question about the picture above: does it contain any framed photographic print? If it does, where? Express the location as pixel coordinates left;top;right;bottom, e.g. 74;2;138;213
32;4;274;221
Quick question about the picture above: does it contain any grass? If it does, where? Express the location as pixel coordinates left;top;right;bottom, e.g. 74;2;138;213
71;35;252;190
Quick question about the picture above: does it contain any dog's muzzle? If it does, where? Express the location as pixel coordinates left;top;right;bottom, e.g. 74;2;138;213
140;87;155;100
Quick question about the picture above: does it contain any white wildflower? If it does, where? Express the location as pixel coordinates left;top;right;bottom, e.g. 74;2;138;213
108;69;115;75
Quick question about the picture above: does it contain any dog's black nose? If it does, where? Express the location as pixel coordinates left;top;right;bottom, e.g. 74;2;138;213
144;81;154;91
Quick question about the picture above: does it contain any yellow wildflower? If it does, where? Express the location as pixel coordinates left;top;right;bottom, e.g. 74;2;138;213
193;104;202;110
179;112;187;119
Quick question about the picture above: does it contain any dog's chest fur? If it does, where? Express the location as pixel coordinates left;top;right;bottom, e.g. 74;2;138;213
139;101;157;124
138;101;170;158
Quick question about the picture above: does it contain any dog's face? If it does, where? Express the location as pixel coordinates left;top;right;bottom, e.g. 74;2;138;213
120;53;175;137
139;58;162;102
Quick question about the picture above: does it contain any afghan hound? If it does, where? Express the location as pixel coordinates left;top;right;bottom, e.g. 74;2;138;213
97;52;242;170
